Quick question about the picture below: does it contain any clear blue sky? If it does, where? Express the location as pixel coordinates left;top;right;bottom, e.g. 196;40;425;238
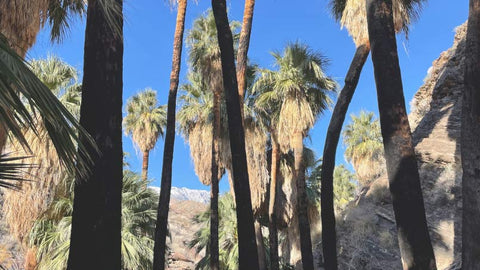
29;0;468;192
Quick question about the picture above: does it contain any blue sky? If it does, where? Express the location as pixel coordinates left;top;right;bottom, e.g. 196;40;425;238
29;0;468;192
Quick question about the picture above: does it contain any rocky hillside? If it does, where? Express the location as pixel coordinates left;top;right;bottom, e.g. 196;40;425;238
150;186;210;204
167;199;207;269
331;23;466;270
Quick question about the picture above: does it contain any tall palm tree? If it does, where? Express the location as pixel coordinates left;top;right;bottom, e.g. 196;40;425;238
67;0;124;269
123;89;166;185
3;56;81;270
366;0;436;269
211;1;260;269
254;42;336;269
321;1;424;268
253;78;282;270
462;0;480;268
184;11;241;269
342;111;384;185
153;0;188;268
29;170;158;270
236;0;255;107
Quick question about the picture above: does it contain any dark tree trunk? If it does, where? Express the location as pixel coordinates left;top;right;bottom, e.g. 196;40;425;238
254;220;267;270
141;150;150;186
211;1;259;269
67;0;123;269
293;132;314;270
268;136;280;270
210;91;221;270
320;44;370;270
153;0;187;269
236;0;255;104
366;1;437;269
462;0;480;269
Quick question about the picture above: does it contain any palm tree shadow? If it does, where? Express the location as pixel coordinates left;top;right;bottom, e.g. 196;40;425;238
409;23;466;269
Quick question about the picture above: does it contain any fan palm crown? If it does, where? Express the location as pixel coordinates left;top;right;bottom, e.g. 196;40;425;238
253;42;337;149
342;111;384;185
124;89;166;153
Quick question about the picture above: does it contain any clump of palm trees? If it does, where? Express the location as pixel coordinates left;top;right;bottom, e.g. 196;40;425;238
1;0;480;270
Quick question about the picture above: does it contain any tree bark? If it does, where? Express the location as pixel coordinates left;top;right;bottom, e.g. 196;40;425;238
462;0;480;269
236;0;255;105
210;91;221;270
255;220;267;270
293;132;314;270
67;0;123;269
141;150;150;186
153;1;187;269
366;1;437;269
211;1;259;269
320;44;370;270
268;136;280;270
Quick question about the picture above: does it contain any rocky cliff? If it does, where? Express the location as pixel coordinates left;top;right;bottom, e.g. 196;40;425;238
331;23;466;270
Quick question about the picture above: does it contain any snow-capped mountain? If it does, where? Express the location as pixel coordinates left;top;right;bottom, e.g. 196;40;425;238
149;186;210;204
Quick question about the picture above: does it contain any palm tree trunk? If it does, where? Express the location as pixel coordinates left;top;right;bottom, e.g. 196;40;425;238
462;0;480;269
293;132;314;270
320;43;370;270
210;92;221;270
236;0;255;105
153;1;187;269
366;1;436;269
141;150;150;186
211;1;259;269
268;136;280;270
254;220;267;270
67;0;123;269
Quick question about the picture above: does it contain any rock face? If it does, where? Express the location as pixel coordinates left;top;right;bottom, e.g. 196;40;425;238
333;23;465;270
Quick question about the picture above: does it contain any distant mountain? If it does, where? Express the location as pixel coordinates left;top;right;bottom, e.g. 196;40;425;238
149;186;210;204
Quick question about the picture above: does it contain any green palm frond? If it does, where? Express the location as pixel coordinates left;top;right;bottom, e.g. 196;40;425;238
45;0;86;43
0;34;95;179
343;111;384;184
0;153;33;189
123;89;166;153
253;42;337;150
29;169;158;270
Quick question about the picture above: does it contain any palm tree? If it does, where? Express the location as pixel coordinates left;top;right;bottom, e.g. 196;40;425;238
321;1;426;268
236;0;255;108
29;169;158;270
123;89;166;185
462;0;480;268
67;0;124;269
3;56;81;270
253;77;282;270
0;0;85;57
366;0;436;269
254;42;336;269
342;111;384;185
211;1;260;268
153;0;188;268
184;11;241;268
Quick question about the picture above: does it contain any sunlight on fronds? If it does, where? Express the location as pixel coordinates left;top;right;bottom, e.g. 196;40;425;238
253;42;336;152
0;34;95;180
343;111;385;185
3;57;82;248
124;88;166;153
332;0;425;46
29;170;158;270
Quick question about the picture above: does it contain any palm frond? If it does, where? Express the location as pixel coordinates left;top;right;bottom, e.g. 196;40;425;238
0;34;96;178
0;153;33;189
